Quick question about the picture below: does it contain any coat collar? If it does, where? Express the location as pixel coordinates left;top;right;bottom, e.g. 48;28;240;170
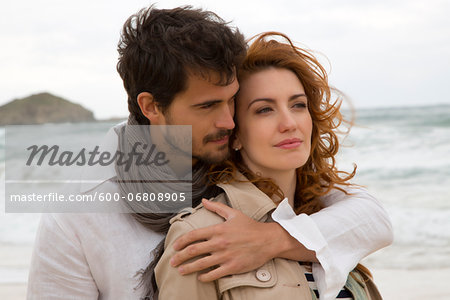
217;171;278;221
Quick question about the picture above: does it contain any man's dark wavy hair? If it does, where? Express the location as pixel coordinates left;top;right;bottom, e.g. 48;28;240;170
115;5;246;299
117;5;246;124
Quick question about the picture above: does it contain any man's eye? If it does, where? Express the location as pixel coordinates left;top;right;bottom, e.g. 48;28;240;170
200;103;215;109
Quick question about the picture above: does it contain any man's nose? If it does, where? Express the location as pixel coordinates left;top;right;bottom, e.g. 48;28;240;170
215;104;235;130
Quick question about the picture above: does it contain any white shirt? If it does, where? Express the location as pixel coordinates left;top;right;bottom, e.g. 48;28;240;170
27;124;393;300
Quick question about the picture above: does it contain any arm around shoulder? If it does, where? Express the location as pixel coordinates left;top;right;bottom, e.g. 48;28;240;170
273;186;393;264
316;185;394;254
27;214;99;299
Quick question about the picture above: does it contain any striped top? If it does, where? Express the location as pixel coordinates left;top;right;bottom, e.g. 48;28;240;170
301;263;353;299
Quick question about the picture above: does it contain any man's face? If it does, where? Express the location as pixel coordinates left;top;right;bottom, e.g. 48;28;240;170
159;73;239;164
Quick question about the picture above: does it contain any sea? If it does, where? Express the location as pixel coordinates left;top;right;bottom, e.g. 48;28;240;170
0;105;449;284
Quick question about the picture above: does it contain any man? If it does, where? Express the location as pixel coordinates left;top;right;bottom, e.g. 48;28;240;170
27;5;392;300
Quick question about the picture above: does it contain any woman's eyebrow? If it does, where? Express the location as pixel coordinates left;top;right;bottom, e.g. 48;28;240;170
247;98;275;109
289;93;307;101
248;93;307;108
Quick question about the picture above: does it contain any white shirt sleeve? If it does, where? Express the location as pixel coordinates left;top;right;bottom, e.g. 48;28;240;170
271;186;393;300
27;213;99;300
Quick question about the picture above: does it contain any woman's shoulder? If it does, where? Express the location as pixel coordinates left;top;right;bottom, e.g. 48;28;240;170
168;193;229;231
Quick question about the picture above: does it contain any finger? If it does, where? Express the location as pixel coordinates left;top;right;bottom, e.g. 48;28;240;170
177;254;223;276
171;239;218;267
197;264;232;282
202;198;235;220
172;226;214;251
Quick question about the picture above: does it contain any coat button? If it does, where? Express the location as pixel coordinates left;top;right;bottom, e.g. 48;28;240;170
256;269;271;282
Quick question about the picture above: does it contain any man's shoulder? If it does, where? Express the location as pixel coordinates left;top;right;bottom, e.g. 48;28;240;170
43;211;160;242
43;211;128;230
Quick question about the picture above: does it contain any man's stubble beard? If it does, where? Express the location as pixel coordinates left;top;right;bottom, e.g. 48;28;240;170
192;142;230;165
162;111;232;166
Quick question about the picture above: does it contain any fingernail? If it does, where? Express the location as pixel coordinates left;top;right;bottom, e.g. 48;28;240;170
170;257;175;266
178;266;184;274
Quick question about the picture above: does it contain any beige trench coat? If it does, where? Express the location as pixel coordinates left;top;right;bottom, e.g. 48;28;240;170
155;173;375;299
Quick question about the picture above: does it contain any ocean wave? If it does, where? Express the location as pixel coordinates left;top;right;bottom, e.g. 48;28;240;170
0;106;449;269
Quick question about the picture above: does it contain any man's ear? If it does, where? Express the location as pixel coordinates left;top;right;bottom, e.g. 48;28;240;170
137;92;163;124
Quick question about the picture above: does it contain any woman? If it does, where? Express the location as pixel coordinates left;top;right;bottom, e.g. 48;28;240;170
155;32;381;299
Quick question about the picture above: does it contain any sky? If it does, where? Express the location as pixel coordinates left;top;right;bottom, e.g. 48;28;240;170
1;0;449;119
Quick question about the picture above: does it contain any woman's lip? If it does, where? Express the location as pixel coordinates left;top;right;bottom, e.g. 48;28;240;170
275;138;302;147
274;138;302;148
276;141;302;149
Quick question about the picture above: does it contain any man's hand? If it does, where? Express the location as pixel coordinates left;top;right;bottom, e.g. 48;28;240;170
170;199;317;281
170;198;280;282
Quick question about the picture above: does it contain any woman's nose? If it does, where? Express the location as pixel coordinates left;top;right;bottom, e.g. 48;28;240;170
278;110;297;132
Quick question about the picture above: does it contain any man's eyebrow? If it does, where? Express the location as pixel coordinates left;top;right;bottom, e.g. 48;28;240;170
191;88;240;108
231;88;240;99
247;93;307;109
191;99;223;108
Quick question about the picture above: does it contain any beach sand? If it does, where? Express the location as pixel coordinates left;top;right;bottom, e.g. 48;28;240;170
372;268;450;299
0;283;27;300
0;244;32;300
1;268;449;299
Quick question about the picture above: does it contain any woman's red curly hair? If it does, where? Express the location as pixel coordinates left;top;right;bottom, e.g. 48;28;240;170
209;32;357;216
209;32;372;280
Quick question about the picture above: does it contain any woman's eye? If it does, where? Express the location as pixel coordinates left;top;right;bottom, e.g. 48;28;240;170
256;107;273;114
293;102;307;109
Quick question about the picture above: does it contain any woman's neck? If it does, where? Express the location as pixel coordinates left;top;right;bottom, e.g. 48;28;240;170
249;168;297;207
241;158;297;207
272;171;297;208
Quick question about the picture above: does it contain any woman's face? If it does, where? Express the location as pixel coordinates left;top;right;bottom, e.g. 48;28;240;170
234;67;312;178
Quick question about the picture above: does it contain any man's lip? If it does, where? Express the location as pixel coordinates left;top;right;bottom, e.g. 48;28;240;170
210;135;229;144
274;138;302;148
